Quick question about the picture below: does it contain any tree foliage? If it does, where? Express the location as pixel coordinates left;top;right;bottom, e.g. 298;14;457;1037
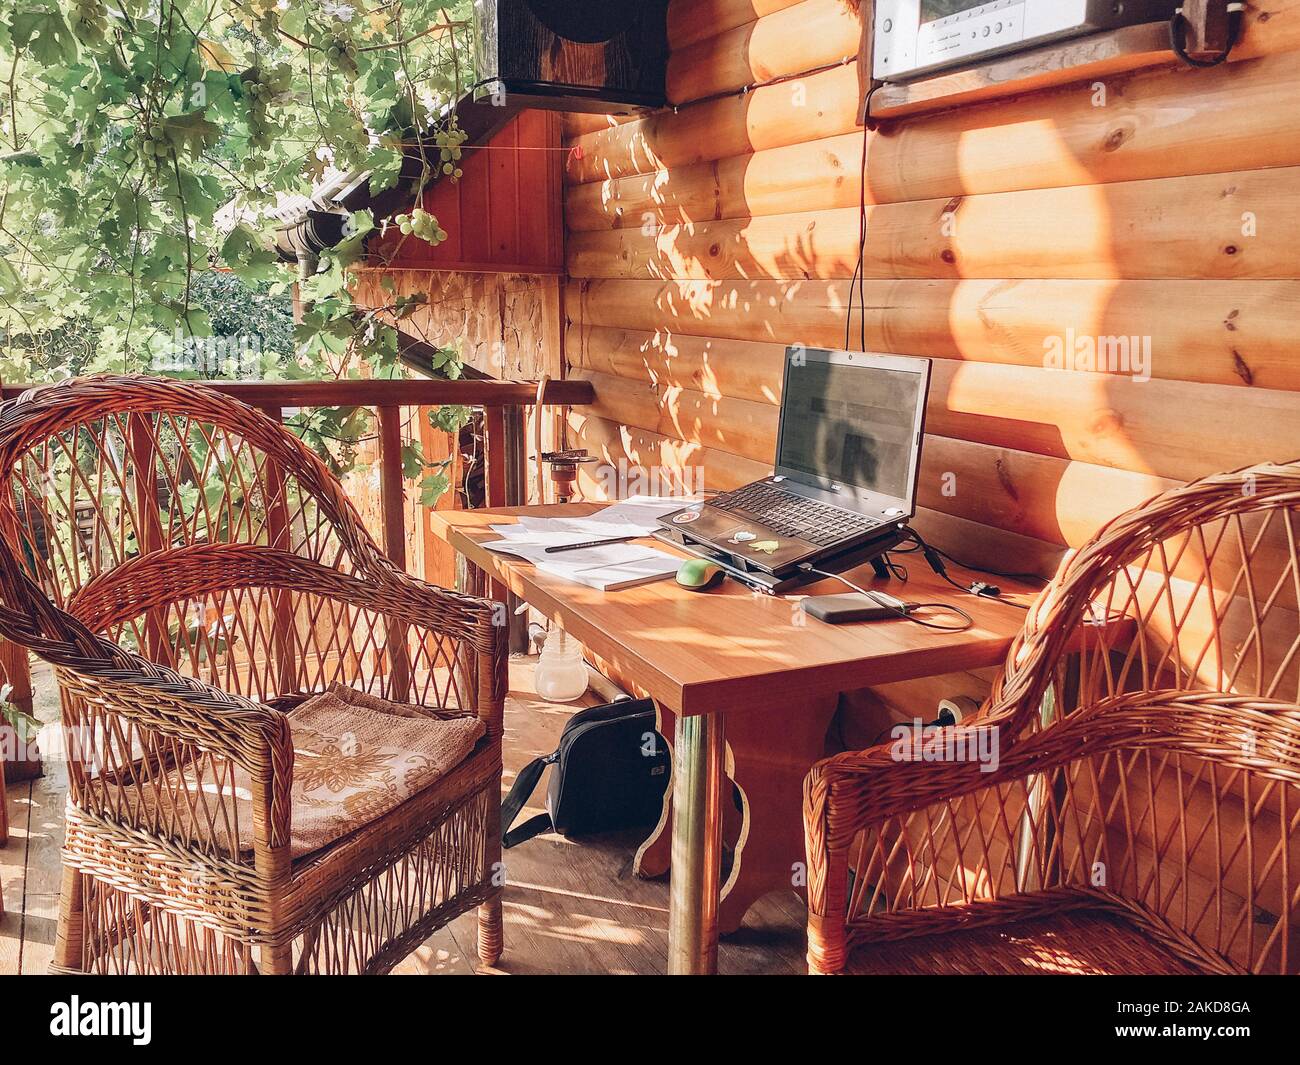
0;0;476;495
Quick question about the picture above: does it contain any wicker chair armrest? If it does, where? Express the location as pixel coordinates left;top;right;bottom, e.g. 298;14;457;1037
807;690;1300;844
365;557;504;650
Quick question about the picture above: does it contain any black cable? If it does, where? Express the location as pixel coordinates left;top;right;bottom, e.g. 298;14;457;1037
844;116;870;351
905;529;1034;611
799;563;974;632
857;116;868;353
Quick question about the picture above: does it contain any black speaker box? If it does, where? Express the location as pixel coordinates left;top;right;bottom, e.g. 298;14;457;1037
473;0;669;113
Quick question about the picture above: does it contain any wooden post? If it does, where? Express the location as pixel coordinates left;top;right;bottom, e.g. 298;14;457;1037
481;406;511;608
483;406;509;509
377;405;412;699
261;406;299;698
0;369;16;851
416;406;457;589
126;413;172;666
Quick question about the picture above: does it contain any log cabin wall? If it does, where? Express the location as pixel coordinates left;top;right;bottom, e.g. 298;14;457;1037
562;0;1300;591
559;0;1300;735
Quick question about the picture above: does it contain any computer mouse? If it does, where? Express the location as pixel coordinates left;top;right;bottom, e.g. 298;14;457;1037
676;558;725;591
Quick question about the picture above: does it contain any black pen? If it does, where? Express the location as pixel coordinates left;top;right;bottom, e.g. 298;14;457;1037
543;536;640;554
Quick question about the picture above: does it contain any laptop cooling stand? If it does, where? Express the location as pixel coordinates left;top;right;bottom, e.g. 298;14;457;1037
655;523;913;595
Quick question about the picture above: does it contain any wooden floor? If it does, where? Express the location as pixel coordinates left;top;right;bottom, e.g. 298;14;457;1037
0;658;811;976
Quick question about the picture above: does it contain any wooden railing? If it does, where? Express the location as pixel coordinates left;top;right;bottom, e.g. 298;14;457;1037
0;375;594;716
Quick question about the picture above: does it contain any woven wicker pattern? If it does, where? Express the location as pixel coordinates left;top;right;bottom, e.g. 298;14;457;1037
0;375;508;974
805;462;1300;976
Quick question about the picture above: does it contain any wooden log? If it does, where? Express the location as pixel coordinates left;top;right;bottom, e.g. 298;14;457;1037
561;111;636;140
567;164;1300;282
926;361;1300;484
668;0;806;51
667;0;863;106
567;406;770;494
572;369;778;463
572;324;786;403
577;379;1177;549
566;2;1300;186
569;278;1300;392
571;325;1300;483
917;435;1176;548
567;52;1300;230
565;61;863;185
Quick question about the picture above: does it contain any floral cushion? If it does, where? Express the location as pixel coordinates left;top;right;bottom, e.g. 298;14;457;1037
110;688;484;859
284;689;484;857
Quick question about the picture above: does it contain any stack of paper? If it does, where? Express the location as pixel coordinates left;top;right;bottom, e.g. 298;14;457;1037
480;496;693;591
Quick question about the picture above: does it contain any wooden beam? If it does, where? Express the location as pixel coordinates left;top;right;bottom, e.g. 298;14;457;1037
0;378;595;408
668;0;805;51
571;326;1300;483
566;0;1300;187
567;165;1300;282
571;277;1300;392
667;0;863;106
566;52;1300;231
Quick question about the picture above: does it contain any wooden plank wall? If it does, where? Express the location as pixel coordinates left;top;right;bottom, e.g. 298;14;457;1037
369;110;565;276
561;0;1300;592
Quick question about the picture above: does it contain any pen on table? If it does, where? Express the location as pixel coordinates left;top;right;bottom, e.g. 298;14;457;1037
543;536;641;554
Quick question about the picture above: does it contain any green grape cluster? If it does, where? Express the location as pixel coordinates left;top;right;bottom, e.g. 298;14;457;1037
257;10;279;41
72;0;108;43
324;38;360;80
242;65;291;157
136;124;173;171
435;126;467;180
394;209;447;245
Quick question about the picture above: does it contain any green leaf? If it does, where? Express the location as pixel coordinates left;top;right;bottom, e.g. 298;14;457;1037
10;10;77;65
162;110;223;161
419;471;450;508
400;441;426;480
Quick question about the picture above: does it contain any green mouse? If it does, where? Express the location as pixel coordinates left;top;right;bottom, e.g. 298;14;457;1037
676;558;726;591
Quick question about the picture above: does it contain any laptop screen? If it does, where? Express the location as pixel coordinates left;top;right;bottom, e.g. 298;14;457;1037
776;354;927;503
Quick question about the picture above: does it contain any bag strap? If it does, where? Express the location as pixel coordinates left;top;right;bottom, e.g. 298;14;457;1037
500;752;555;849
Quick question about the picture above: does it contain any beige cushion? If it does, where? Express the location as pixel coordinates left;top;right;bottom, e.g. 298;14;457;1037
282;690;485;857
107;689;485;859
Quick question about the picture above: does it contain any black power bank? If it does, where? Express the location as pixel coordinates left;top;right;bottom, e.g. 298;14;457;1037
800;592;909;623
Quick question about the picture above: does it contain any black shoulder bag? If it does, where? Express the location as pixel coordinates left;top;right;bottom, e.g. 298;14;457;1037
500;698;670;848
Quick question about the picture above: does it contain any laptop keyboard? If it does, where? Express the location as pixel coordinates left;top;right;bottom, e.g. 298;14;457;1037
710;481;880;546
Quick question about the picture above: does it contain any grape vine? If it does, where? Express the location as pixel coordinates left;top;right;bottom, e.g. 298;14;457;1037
0;1;478;499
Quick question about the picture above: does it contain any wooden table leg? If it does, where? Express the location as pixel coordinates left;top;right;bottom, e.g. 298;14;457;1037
666;712;726;975
718;694;840;934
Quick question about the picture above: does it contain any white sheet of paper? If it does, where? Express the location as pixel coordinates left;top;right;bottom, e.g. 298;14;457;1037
476;497;696;590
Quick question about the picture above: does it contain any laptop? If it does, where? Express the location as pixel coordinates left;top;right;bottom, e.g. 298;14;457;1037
657;347;931;578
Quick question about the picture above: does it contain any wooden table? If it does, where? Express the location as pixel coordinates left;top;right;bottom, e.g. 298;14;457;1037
431;504;1045;974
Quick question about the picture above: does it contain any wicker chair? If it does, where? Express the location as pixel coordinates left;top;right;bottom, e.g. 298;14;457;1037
0;375;507;974
805;462;1300;975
